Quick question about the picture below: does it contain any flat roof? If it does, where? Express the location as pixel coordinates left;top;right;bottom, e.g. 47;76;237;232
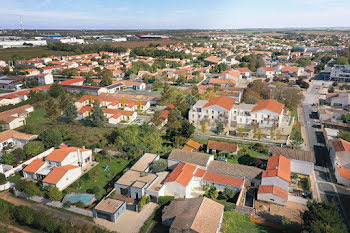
116;170;157;188
130;153;158;172
94;198;124;214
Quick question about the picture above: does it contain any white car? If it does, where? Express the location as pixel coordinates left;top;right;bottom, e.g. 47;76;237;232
146;110;155;114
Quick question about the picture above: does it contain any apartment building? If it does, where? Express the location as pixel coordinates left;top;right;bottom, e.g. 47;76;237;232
330;65;350;81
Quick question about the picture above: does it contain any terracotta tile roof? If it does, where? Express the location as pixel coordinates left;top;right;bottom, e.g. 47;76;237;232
43;165;79;184
23;159;45;173
165;162;197;187
78;106;92;114
0;129;37;142
282;66;300;72
237;67;251;73
337;166;350;180
204;56;221;64
258;185;288;200
209;78;236;86
59;77;85;85
203;172;244;188
182;145;194;152
262;67;276;71
220;69;240;78
160;104;175;120
207;140;238;152
203;96;235;111
45;147;89;163
252;99;284;114
262;154;291;182
186;139;202;150
332;139;350;152
194;168;206;177
269;146;315;163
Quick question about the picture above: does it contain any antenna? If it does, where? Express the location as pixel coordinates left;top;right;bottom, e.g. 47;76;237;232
19;16;24;32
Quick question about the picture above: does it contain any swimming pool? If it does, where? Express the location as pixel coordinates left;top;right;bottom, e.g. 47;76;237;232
63;193;95;205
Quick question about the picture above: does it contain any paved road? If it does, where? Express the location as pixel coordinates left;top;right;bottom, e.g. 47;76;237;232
302;80;350;229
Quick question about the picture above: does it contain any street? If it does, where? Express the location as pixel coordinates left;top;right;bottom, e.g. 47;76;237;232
302;80;350;229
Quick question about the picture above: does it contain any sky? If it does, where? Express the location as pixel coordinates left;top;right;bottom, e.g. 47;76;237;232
0;0;349;30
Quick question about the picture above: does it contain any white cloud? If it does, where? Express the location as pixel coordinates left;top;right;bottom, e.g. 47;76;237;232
115;7;128;11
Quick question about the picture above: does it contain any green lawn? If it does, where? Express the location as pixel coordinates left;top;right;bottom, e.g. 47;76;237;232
222;211;277;233
64;158;130;197
8;174;22;184
0;47;73;61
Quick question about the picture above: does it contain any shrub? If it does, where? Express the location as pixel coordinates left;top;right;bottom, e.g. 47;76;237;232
63;201;71;208
138;195;150;211
38;129;63;148
158;196;175;206
0;173;7;185
151;159;167;173
23;141;45;157
47;186;62;201
16;180;41;196
75;201;85;208
224;202;236;211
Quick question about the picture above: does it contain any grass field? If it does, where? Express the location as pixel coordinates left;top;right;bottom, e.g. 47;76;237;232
64;157;130;197
222;211;277;233
0;47;73;61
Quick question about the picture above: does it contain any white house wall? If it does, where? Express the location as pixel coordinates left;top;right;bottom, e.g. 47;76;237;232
261;177;289;191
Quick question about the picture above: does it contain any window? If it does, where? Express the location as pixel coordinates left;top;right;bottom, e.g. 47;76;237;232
261;120;263;124
212;110;214;114
212;116;214;119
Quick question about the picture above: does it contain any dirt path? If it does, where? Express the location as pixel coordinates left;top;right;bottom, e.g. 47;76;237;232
0;191;96;227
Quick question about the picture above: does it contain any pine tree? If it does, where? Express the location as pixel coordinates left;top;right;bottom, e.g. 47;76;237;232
63;101;78;123
45;98;60;121
90;101;105;127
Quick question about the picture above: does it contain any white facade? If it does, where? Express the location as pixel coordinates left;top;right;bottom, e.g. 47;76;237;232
43;166;82;191
257;193;287;206
38;74;54;85
261;177;289;191
330;65;350;81
0;40;47;48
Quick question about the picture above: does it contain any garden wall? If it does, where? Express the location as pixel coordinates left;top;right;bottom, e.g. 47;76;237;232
288;195;307;205
0;182;15;191
13;189;93;217
4;148;55;178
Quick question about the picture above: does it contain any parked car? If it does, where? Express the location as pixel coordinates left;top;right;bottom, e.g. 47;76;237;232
146;110;155;114
135;119;144;124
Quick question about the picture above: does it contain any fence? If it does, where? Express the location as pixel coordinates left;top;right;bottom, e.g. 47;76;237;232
0;182;15;191
13;189;93;217
4;148;55;178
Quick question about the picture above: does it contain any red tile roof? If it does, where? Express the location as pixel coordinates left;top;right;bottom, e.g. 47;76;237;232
237;68;251;73
43;165;79;184
59;77;85;85
182;145;194;152
45;147;89;163
337;167;350;180
165;162;197;187
207;140;238;152
186;139;202;150
332;139;350;152
23;159;45;173
252;99;284;115
258;185;288;200
262;154;291;182
194;168;206;177
203;96;235;111
203;172;244;188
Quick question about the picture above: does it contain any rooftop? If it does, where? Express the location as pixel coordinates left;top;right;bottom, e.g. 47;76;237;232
130;153;158;172
269;146;315;163
94;198;125;214
207;140;238;152
168;149;212;167
207;160;262;180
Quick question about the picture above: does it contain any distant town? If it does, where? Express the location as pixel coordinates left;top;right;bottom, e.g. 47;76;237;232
0;28;349;233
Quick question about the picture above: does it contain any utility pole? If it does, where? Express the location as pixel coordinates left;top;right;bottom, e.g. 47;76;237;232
19;16;24;32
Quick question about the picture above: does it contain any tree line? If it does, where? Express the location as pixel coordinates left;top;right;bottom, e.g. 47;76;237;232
47;42;127;54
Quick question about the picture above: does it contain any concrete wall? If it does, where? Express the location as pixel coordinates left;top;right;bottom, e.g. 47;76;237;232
164;182;187;198
4;147;55;178
291;160;314;175
257;193;287;206
288;195;307;205
0;182;15;191
261;177;289;191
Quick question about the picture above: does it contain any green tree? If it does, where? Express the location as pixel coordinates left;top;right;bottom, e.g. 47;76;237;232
23;141;45;157
47;186;62;201
62;101;78;122
216;121;224;135
204;186;218;199
100;70;113;86
45;98;60;121
335;56;349;65
201;121;207;133
89;101;105;127
185;92;197;111
14;206;35;225
151;159;167;173
160;82;171;104
1;152;15;165
222;188;235;200
48;83;65;98
302;201;347;233
0;120;7;132
191;84;200;98
39;129;63;148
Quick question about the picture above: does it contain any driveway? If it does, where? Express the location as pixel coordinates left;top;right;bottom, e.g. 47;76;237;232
94;202;158;233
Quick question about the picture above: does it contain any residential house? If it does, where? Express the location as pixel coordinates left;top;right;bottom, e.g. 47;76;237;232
0;130;37;151
327;139;350;186
38;73;54;85
203;56;222;66
237;67;251;78
207;140;238;155
93;198;126;222
115;153;169;201
0;105;34;129
182;139;202;152
23;147;93;191
258;154;291;206
256;67;277;78
208;78;236;87
162;197;224;233
325;93;350;107
282;66;304;77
